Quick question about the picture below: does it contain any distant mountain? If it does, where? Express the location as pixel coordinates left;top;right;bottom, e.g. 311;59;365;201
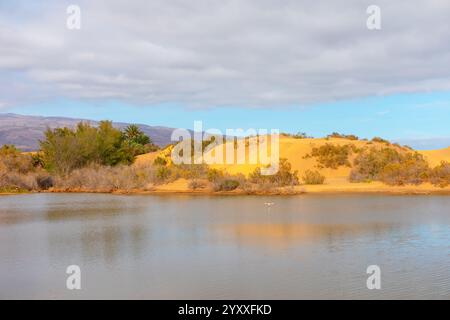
0;113;177;151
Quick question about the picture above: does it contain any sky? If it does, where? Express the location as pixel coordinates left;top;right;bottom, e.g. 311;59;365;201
1;0;450;149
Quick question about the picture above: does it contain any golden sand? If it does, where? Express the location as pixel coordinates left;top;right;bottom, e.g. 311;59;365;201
118;136;450;195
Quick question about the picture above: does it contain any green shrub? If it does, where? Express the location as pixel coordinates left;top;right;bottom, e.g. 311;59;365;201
156;166;171;182
218;179;240;191
153;157;167;166
309;143;352;169
207;168;224;182
302;170;326;185
40;121;153;175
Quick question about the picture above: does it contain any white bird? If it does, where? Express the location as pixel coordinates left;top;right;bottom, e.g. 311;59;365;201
264;202;274;207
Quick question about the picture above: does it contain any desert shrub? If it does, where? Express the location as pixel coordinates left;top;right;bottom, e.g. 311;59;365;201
207;168;224;182
308;143;352;169
429;161;450;188
217;179;240;191
371;137;390;144
0;171;38;191
285;132;312;139
350;145;363;153
153;157;167;166
350;147;430;185
207;171;247;192
31;152;45;167
327;132;359;140
172;163;208;180
249;158;299;187
0;145;35;173
0;145;51;191
247;167;262;183
379;155;429;185
53;163;158;192
302;170;326;185
272;158;299;186
188;179;207;190
156;166;172;182
350;147;402;182
37;176;54;189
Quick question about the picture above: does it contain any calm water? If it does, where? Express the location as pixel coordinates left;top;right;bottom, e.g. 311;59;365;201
0;193;449;299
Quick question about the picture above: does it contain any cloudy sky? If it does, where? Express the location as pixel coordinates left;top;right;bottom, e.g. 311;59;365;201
1;0;450;148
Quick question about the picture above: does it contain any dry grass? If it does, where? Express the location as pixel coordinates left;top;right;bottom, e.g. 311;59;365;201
52;162;158;192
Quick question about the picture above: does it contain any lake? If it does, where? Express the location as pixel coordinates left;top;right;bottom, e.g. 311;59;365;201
0;193;449;299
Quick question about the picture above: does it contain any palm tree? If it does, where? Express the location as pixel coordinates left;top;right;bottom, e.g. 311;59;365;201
124;124;141;140
124;124;151;145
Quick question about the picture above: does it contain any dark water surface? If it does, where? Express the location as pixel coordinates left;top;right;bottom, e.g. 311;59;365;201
0;193;449;299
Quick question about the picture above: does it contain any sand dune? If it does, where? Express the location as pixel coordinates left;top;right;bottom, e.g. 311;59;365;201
419;147;450;167
135;136;450;194
206;136;406;180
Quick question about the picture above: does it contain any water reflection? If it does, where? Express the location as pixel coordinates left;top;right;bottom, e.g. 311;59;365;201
0;193;449;299
216;222;396;250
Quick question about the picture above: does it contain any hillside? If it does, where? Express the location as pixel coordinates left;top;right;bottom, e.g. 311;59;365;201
135;135;450;194
0;113;176;151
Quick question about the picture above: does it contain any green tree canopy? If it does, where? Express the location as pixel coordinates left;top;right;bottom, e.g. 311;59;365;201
39;121;151;175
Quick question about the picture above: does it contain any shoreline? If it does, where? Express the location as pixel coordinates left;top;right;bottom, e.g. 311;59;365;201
2;185;450;196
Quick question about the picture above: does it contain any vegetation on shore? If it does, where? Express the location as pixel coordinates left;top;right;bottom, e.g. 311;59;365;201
1;125;450;194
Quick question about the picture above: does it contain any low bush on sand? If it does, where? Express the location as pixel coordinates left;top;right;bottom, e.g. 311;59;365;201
302;170;326;185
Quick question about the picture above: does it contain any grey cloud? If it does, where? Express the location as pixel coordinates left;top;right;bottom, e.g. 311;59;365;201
1;0;450;108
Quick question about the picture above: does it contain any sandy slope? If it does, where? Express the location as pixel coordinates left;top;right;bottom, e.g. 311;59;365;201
134;151;160;166
419;147;450;167
135;136;450;194
208;137;366;179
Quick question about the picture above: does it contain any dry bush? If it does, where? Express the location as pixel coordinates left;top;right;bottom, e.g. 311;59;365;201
379;157;429;185
53;163;159;192
249;158;298;187
429;161;450;188
350;147;403;182
206;168;224;182
282;132;312;139
327;132;359;140
214;179;239;191
302;170;326;185
207;172;247;192
188;179;207;190
371;137;390;144
0;145;52;191
153;157;167;166
173;163;209;180
0;169;38;191
350;147;430;185
308;144;352;169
